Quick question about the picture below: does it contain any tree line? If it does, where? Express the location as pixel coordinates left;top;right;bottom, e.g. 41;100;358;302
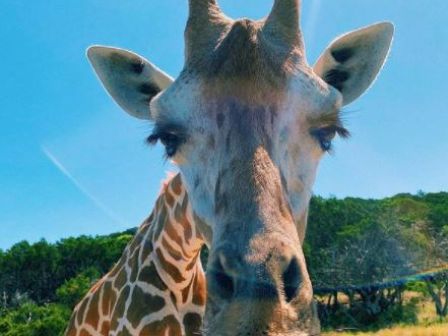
0;192;446;335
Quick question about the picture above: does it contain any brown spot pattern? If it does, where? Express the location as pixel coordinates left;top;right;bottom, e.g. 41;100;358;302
180;217;193;245
186;253;199;272
171;174;183;195
76;298;89;325
117;326;133;336
165;189;175;208
129;231;144;254
183;312;203;336
139;315;182;336
129;247;140;282
174;204;193;244
111;286;130;331
138;262;168;291
79;329;93;336
65;169;209;336
114;267;128;290
85;290;100;329
156;248;186;283
174;204;183;223
101;321;111;335
181;193;189;213
153;204;167;241
89;277;104;294
65;315;77;336
140;239;153;264
181;275;195;304
127;286;165;329
101;281;116;316
165;220;184;249
170;292;178;311
192;271;207;306
162;236;183;261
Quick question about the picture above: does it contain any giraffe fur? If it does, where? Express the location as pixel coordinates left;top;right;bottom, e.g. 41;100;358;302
65;174;206;336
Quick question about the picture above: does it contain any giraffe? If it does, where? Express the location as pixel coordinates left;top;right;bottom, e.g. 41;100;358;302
82;1;394;335
65;174;207;336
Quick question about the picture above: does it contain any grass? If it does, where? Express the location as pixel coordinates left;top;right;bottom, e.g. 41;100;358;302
322;322;448;336
321;291;448;335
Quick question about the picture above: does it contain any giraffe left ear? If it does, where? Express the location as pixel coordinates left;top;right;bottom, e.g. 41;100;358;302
87;46;173;120
314;22;394;106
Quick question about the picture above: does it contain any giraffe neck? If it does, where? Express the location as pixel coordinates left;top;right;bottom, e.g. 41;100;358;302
147;173;206;320
65;174;206;336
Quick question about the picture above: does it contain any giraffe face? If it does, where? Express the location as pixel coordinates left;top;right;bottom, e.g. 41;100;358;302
150;58;332;335
87;1;393;334
151;67;341;240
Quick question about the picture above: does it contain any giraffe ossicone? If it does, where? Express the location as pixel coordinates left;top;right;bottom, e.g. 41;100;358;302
69;1;394;335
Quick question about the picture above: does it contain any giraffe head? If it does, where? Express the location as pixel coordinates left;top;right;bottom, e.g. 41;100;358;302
87;1;393;334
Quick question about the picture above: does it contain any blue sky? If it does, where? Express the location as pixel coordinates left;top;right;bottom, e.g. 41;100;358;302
0;1;447;250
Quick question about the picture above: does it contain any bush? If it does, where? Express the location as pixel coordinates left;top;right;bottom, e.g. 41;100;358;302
0;303;71;336
56;267;101;309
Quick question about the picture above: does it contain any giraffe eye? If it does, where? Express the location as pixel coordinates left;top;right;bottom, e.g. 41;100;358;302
310;127;338;152
161;133;182;157
147;132;184;157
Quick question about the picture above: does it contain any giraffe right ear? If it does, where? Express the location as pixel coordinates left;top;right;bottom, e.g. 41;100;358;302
87;46;173;120
313;22;394;106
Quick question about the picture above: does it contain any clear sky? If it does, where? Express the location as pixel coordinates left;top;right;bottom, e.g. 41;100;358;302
0;1;447;250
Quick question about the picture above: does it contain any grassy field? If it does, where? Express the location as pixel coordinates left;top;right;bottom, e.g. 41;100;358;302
322;292;448;336
323;323;448;336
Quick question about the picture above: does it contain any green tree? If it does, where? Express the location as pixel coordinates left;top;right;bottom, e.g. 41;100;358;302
56;267;100;309
0;303;71;336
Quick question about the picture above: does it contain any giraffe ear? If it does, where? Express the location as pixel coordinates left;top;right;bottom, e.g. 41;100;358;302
87;46;173;120
314;22;394;106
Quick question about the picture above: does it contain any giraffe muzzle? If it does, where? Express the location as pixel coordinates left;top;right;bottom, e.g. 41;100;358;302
207;247;303;304
203;238;319;335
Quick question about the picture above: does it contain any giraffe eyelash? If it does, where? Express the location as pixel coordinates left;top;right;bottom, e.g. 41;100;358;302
310;125;350;152
147;129;186;158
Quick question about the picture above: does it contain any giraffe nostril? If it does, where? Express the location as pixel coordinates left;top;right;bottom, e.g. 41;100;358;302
282;256;302;303
208;253;235;300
